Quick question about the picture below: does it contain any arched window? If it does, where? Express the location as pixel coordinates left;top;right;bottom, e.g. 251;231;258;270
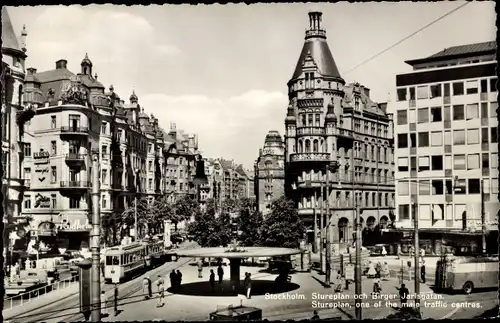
313;140;319;152
365;143;368;159
385;193;389;206
320;140;324;152
305;140;311;153
371;146;375;161
372;192;376;206
315;114;321;126
18;85;23;106
301;115;306;126
298;140;303;153
384;147;388;162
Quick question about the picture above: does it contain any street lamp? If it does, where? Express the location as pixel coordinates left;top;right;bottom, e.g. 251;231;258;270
134;168;139;242
90;152;101;322
324;161;339;288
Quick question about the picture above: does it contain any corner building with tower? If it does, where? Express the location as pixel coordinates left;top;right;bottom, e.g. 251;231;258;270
284;12;396;252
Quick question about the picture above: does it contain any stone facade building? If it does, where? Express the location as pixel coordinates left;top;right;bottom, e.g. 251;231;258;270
394;41;498;255
283;11;395;251
254;130;286;215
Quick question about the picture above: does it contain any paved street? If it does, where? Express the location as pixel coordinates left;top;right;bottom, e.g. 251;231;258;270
95;258;496;321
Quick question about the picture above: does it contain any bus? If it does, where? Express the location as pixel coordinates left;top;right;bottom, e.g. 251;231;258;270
434;255;498;294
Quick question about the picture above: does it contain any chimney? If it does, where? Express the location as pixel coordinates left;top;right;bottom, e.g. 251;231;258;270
27;67;37;75
56;59;67;69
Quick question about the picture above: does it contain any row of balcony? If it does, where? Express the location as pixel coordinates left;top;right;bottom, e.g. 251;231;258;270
294;127;355;139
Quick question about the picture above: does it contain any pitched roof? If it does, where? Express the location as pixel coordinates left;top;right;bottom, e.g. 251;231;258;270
291;38;341;80
405;41;497;66
1;8;23;53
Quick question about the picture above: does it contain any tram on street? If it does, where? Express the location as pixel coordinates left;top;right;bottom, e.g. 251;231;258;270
434;254;499;294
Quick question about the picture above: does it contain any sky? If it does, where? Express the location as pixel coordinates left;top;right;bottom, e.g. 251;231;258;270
7;2;496;169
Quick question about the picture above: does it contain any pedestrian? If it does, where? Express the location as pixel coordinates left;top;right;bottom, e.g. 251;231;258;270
169;270;176;291
372;278;381;296
143;276;150;299
381;246;387;257
209;269;216;293
334;271;343;292
398;283;409;308
176;270;183;290
311;310;320;320
113;283;119;316
420;261;426;284
101;291;107;316
217;264;224;284
367;261;376;278
197;258;204;278
397;245;402;260
245;273;252;299
157;277;165;307
382;262;390;280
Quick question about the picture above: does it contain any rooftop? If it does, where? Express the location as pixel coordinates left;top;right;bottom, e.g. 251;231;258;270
405;41;497;66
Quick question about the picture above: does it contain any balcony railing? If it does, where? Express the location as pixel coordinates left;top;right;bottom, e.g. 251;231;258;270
60;126;89;135
290;152;330;162
65;153;86;163
60;181;90;189
336;128;354;138
296;127;326;136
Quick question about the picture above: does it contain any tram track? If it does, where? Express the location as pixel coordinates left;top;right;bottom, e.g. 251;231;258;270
7;242;198;323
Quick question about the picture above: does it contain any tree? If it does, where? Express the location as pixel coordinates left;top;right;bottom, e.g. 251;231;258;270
120;198;150;238
187;209;232;247
237;208;263;247
148;195;174;235
221;198;239;214
171;195;199;231
259;196;305;249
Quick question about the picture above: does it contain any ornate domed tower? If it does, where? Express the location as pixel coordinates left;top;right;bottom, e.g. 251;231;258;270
255;131;286;215
284;11;354;248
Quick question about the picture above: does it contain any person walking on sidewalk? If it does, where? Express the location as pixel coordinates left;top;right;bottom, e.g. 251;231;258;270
197;258;204;278
217;265;224;284
176;270;183;290
420;260;426;284
113;283;119;316
397;283;409;309
209;269;216;293
157;277;165;307
245;273;252;299
143;276;150;299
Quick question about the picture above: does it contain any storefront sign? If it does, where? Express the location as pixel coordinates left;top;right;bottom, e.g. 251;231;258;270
34;193;51;208
57;222;92;232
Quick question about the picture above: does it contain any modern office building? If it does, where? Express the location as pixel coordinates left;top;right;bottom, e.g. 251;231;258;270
283;11;395;251
254;130;286;215
394;41;498;255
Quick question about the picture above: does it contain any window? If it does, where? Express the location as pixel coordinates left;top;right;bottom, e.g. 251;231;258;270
315;114;320;126
409;133;416;148
397;88;407;101
398;181;409;196
490;102;498;118
466;80;478;94
445;155;452;170
418;156;430;171
70;197;80;209
480;79;488;93
430;107;442;122
418;132;429;147
453;130;465;145
419;180;430;195
468;179;480;194
410;157;417;171
24;195;31;209
409;87;416;100
444;83;450;96
493;178;499;194
466;104;479;119
453;154;466;170
467;154;480;170
455;179;466;195
490;78;497;92
24;167;31;181
102;170;107;184
148;179;153;190
399;205;410;220
397;134;408;148
101;122;107;134
445;180;453;194
482;153;489;168
102;197;107;209
432;180;444;195
452;82;464;95
148;161;152;171
301;114;306;126
491;127;498;143
51;115;56;129
417;108;429;123
308;114;313;126
397;110;407;125
453;105;464;120
430;84;442;98
430;131;442;146
431;155;443;170
398;157;409;172
491;153;498;170
51;141;57;155
417;86;428;99
51;166;57;183
51;194;56;208
481;103;488;119
467;129;479;144
481;127;489;143
24;143;31;157
443;105;451;121
408;109;416;123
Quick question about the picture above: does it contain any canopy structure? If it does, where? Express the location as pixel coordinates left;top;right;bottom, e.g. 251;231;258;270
175;247;302;288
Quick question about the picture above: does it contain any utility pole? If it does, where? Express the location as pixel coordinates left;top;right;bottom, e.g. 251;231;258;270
481;179;486;254
355;206;362;320
90;153;101;322
325;165;332;287
134;169;139;241
412;196;420;316
320;180;324;273
313;191;318;254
